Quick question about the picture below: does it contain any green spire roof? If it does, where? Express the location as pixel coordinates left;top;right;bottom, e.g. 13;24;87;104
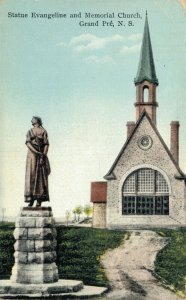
134;13;158;85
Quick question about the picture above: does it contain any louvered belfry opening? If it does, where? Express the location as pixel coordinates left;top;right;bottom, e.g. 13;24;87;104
122;168;169;215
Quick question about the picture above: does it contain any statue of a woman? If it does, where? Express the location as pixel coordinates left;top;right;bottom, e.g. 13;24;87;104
24;116;51;207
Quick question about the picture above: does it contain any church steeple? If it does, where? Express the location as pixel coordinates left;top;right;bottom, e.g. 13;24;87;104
134;12;158;125
135;12;158;85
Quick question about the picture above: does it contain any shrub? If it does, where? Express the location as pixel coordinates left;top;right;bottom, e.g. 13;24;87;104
0;229;14;279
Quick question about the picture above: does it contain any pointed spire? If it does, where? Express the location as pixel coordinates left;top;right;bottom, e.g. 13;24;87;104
134;13;158;85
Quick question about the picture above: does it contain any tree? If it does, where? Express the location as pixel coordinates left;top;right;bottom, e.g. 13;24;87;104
83;204;93;218
72;209;77;222
65;210;71;226
74;205;83;222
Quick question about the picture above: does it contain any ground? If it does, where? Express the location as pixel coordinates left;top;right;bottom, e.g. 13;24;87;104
101;230;183;300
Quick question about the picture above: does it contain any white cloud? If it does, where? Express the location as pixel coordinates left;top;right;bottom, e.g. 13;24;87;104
69;33;126;52
60;33;142;63
60;33;141;52
86;55;115;64
128;34;142;41
120;44;141;55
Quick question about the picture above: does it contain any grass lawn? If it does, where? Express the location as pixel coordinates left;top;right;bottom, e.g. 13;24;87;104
56;227;125;286
154;228;186;293
0;225;15;280
0;224;125;286
0;223;185;293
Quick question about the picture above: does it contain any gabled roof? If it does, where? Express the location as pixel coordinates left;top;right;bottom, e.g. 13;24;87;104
104;111;185;180
134;13;158;85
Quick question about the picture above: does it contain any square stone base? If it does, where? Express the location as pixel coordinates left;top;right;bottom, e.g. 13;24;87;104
11;207;59;284
0;280;107;299
11;263;58;284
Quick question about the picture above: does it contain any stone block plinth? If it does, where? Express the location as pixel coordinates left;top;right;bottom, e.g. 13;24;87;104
10;207;59;284
0;279;108;299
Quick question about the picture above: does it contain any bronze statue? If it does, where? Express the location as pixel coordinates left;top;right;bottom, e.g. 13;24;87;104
24;116;51;207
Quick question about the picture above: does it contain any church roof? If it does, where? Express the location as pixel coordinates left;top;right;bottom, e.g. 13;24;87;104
104;111;185;180
134;13;158;85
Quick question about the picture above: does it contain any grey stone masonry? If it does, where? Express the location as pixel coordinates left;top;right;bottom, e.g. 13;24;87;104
0;280;108;299
10;207;59;284
106;115;186;228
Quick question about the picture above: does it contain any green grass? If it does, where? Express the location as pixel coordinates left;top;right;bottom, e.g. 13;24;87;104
56;227;125;286
0;228;15;279
0;226;125;285
1;225;185;292
154;228;186;292
0;221;15;228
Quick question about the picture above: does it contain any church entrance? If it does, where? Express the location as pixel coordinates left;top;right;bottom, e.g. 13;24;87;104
122;168;169;215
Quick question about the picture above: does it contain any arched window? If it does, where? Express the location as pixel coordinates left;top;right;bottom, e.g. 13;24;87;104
143;86;149;102
122;168;169;215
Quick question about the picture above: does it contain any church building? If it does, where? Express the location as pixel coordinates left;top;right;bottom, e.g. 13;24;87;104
91;14;186;229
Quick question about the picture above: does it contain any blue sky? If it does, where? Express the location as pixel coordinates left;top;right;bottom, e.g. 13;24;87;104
0;0;185;218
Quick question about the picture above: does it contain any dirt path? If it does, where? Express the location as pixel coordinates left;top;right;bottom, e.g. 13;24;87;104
101;230;183;300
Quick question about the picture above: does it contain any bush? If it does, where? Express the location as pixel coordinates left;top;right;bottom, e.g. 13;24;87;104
0;229;14;279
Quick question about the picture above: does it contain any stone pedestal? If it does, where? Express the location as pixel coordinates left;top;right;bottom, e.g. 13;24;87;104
0;206;107;298
11;207;59;284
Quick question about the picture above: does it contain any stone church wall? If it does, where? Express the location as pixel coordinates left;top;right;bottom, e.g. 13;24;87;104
106;116;186;228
